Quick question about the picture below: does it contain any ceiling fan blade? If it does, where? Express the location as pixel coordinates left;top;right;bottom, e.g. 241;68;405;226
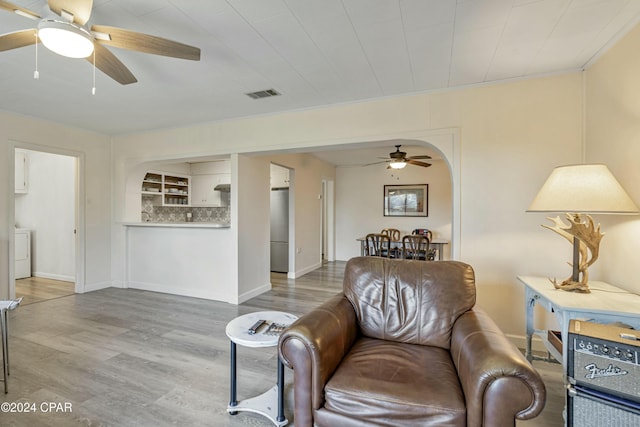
92;25;201;61
407;155;432;160
0;29;37;52
407;159;432;168
0;1;40;19
48;0;93;25
364;160;390;166
86;43;137;85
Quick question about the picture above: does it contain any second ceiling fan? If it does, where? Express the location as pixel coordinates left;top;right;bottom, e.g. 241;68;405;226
371;145;432;169
0;0;201;85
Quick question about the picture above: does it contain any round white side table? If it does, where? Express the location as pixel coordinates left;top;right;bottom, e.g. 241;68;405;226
225;311;298;426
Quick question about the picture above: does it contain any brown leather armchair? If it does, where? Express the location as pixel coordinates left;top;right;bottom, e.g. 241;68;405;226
279;257;546;427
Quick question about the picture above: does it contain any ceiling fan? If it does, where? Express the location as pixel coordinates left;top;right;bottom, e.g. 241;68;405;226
0;0;200;85
370;145;432;169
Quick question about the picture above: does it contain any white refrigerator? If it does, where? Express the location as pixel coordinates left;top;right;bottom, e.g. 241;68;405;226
270;188;289;272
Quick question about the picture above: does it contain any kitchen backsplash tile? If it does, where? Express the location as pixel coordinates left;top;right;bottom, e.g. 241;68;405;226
142;196;229;223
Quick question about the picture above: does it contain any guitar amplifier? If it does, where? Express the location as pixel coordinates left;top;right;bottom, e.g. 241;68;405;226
567;320;640;427
568;386;640;427
568;320;640;400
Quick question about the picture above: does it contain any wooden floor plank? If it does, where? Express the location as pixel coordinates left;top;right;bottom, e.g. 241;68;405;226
1;262;562;426
15;277;75;305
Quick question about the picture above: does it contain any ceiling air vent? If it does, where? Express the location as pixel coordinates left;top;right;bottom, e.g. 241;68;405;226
245;89;280;100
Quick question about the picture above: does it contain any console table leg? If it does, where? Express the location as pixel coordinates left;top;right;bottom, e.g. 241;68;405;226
525;295;536;362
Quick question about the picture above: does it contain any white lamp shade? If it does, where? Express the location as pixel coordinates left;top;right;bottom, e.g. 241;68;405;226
38;20;94;59
528;164;639;214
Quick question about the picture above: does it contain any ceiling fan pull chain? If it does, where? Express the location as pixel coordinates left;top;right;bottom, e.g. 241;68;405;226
33;30;39;80
92;49;96;95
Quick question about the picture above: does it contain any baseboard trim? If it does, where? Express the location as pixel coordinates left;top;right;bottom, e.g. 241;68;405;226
109;281;127;289
127;280;234;303
289;261;322;279
34;272;75;282
238;283;271;304
87;280;269;305
81;281;112;293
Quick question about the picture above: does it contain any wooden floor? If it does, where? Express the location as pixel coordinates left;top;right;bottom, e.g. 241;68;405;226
1;262;563;426
15;277;75;305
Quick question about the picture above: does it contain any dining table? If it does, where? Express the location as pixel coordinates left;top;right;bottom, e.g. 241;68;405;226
356;236;449;260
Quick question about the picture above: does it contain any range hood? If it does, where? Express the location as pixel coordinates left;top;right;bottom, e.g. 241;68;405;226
214;184;230;192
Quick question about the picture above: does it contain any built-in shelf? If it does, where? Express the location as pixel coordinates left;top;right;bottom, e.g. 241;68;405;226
142;171;190;206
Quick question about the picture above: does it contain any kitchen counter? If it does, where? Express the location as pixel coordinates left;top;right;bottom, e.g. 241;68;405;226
123;222;235;302
122;222;230;228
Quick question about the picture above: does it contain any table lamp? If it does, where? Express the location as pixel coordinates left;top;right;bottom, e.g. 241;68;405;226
527;164;639;293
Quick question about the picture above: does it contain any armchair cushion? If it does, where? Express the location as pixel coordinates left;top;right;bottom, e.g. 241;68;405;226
320;338;465;426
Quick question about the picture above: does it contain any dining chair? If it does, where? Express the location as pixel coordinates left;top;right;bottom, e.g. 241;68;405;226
380;229;401;257
402;234;430;260
0;297;23;393
412;228;433;241
365;233;392;257
381;228;401;241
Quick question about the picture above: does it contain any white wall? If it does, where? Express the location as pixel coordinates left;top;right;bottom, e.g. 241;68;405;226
428;76;583;334
15;150;75;281
1;111;112;299
335;157;452;261
585;23;640;293
236;154;270;302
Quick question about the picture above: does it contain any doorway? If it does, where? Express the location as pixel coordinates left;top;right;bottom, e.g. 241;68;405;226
12;148;78;304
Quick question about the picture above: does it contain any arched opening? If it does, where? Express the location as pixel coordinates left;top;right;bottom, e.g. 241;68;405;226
303;129;460;261
116;128;459;303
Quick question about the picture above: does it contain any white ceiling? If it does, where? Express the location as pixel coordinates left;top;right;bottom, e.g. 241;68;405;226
1;0;640;136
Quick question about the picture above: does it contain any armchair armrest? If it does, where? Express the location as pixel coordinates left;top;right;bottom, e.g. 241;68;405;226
451;307;546;427
278;294;358;427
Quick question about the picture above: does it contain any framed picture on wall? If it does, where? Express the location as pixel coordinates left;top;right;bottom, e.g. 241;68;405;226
383;184;428;217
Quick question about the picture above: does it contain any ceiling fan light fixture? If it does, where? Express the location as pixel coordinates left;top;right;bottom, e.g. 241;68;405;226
37;20;94;58
389;160;407;169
